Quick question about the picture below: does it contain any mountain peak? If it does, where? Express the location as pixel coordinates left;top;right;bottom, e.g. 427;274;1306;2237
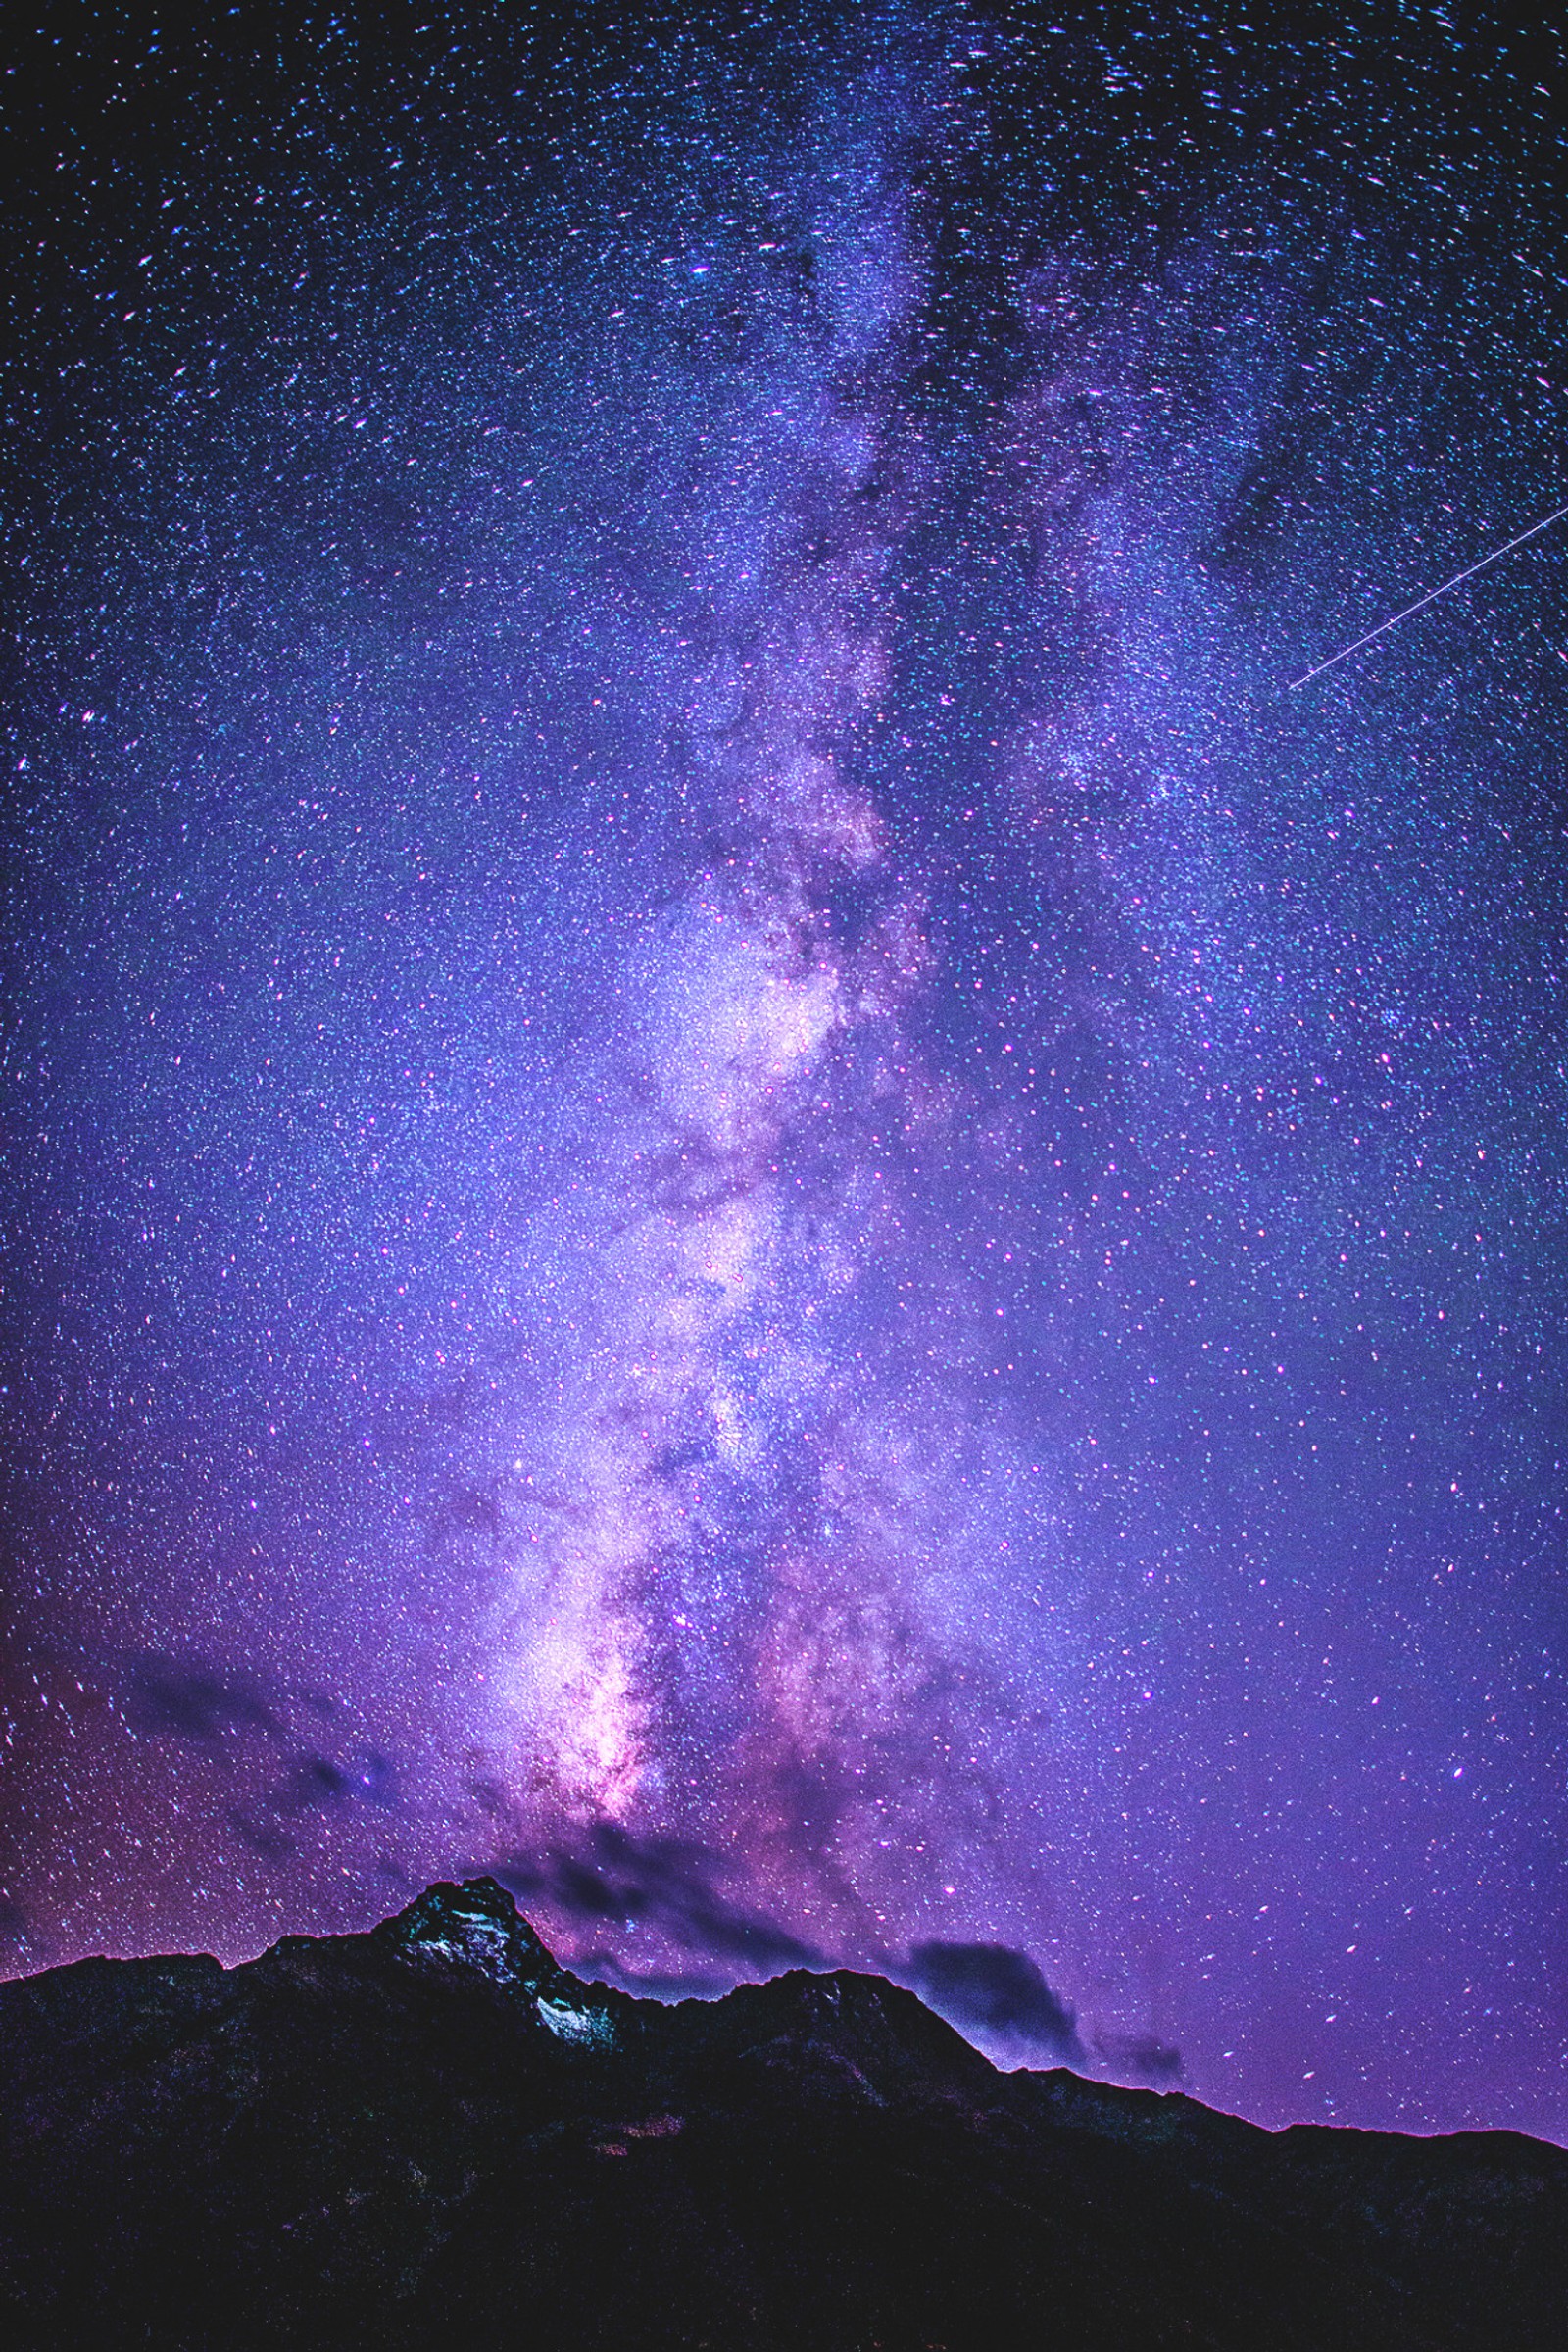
376;1873;559;1984
371;1874;625;2045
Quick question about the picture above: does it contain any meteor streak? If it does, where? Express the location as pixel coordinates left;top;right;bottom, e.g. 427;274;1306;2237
1289;497;1568;689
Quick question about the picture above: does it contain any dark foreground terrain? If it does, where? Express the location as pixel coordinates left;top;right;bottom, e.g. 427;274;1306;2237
2;1878;1564;2348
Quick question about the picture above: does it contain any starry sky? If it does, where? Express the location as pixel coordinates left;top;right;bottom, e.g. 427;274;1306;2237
4;0;1568;2138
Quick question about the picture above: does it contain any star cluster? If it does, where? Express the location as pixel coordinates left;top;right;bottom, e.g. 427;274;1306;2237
3;0;1567;2136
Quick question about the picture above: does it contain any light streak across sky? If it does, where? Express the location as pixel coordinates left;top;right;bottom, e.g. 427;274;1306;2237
1289;497;1568;689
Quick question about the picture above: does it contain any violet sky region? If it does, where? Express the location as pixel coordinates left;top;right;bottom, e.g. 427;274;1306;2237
4;0;1568;2141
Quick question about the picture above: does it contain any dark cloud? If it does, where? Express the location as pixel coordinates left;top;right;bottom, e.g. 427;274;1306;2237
227;1811;296;1863
489;1820;819;1973
906;1940;1086;2064
122;1655;278;1743
228;1747;402;1863
574;1950;728;2001
1094;2031;1185;2087
295;1688;343;1723
275;1748;401;1813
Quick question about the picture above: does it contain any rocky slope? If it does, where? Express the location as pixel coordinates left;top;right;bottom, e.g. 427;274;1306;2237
1;1877;1563;2348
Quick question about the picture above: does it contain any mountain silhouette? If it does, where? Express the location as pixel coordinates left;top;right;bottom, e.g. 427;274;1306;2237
2;1876;1563;2348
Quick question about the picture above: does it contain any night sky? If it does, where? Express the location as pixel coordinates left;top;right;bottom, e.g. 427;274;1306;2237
4;0;1568;2140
